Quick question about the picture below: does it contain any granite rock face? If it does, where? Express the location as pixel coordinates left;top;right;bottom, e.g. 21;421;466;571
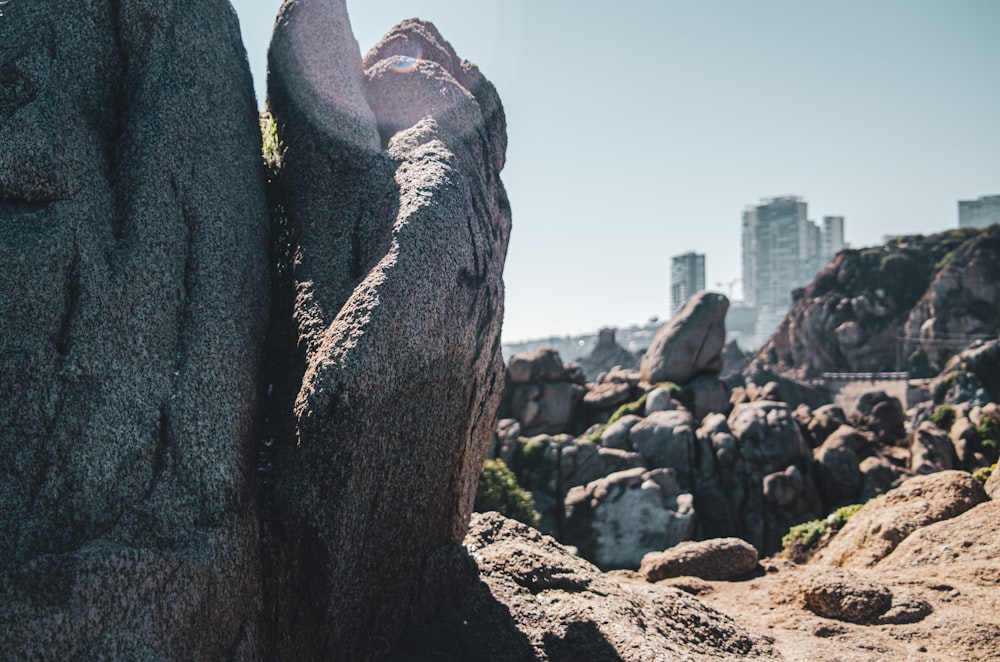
815;470;987;568
266;2;511;659
640;291;729;385
758;227;999;377
0;0;269;657
387;513;780;661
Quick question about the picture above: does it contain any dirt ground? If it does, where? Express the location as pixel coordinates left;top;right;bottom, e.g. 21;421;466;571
660;558;1000;662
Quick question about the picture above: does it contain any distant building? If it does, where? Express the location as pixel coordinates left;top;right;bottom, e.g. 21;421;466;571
742;196;845;344
670;252;705;314
958;194;1000;228
822;215;846;263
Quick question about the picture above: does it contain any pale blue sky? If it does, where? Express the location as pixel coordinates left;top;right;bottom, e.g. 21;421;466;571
230;0;1000;343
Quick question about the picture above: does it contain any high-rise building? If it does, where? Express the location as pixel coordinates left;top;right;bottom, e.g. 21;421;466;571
742;196;845;344
670;252;705;314
958;195;1000;228
822;215;846;263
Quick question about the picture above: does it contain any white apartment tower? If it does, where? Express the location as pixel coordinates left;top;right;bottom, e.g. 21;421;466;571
742;197;845;343
958;195;1000;229
670;252;706;314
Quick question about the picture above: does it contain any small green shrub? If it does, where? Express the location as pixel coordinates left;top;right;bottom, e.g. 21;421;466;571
475;459;540;527
929;404;957;431
782;519;828;551
977;417;1000;443
585;392;650;442
782;501;867;562
972;463;995;485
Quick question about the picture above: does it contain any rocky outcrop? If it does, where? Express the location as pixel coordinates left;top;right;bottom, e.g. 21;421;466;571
266;4;510;659
564;467;695;569
0;1;269;657
577;327;639;378
814;470;987;568
759;227;995;377
903;227;1000;373
387;513;780;661
640;291;729;385
500;348;588;435
877;499;1000;585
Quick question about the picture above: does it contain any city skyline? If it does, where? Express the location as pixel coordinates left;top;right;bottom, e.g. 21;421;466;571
228;1;1000;343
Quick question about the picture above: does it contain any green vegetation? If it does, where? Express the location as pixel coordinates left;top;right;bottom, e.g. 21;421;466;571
781;502;868;562
475;458;540;527
260;111;292;278
585;392;650;442
929;404;957;431
972;463;995;485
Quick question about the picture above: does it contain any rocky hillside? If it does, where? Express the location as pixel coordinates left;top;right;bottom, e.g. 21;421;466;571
759;226;1000;377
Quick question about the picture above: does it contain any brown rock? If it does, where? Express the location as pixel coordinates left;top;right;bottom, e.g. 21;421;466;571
640;538;759;582
639;291;729;385
911;420;958;474
877;500;1000;585
799;570;893;624
268;7;511;659
815;470;988;568
388;513;780;661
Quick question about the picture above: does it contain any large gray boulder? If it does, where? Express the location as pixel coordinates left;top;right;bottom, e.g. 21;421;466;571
0;0;269;657
639;291;729;385
564;468;696;570
266;3;511;659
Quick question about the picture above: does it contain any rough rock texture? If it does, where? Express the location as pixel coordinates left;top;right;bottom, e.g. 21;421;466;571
388;513;780;661
799;570;893;624
815;470;988;568
903;227;1000;373
758;227;995;377
910;420;957;474
266;4;510;659
577;327;639;379
877;499;1000;585
986;465;1000;499
727;401;816;553
639;291;729;385
640;538;759;582
564;468;696;570
0;1;268;657
500;348;588;435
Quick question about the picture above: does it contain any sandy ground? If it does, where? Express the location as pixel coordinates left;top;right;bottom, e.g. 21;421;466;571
660;558;1000;662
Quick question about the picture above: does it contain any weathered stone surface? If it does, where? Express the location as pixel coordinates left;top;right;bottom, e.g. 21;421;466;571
814;445;862;506
644;386;675;414
0;1;268;657
267;5;510;658
815;471;988;568
758;229;990;377
600;414;642;450
564;468;696;570
389;513;780;661
628;409;696;488
807;405;849;447
688;373;730;421
911;420;957;474
639;291;729;385
799;570;893;624
904;228;1000;375
877;500;1000;584
986;465;1000;499
728;401;811;474
577;327;639;380
506;347;568;384
640;538;759;582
